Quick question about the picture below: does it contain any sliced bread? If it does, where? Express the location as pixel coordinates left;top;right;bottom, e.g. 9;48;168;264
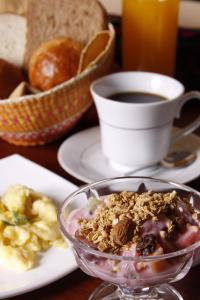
25;0;108;67
9;81;38;99
0;0;27;16
0;14;26;67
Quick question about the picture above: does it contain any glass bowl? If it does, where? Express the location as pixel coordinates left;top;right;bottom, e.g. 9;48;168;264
58;177;200;300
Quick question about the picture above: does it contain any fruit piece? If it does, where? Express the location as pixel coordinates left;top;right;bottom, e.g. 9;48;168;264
149;246;169;273
136;234;157;256
159;230;177;253
111;218;135;246
150;259;169;273
176;224;200;249
136;243;169;273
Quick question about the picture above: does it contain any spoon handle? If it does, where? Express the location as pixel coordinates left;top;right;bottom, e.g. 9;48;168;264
122;164;160;176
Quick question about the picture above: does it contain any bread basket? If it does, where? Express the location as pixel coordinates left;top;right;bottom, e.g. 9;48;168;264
0;24;114;146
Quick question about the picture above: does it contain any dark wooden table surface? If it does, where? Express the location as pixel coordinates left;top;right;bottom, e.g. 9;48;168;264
1;18;200;300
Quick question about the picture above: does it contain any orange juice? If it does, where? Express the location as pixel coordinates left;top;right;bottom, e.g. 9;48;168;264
122;0;179;75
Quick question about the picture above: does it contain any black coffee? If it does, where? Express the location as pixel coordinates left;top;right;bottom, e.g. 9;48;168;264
108;92;167;103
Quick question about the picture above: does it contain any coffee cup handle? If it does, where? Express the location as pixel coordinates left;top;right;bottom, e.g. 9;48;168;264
170;91;200;145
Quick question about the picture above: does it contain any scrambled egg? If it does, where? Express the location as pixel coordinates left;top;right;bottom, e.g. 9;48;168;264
0;184;66;272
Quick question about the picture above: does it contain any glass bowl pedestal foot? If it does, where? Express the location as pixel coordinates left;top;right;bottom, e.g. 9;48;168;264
89;283;183;300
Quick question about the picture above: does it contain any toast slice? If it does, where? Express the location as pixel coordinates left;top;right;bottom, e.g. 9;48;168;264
9;81;38;99
25;0;108;67
78;27;115;74
0;0;27;16
0;14;26;67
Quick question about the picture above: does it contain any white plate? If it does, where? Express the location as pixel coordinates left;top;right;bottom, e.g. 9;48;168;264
99;0;200;29
58;126;200;184
0;154;78;299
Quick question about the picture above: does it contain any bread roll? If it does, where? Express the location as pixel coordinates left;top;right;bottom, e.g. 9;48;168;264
0;58;24;99
29;37;83;91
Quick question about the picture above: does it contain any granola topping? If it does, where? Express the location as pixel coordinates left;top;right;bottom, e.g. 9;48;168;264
77;190;198;253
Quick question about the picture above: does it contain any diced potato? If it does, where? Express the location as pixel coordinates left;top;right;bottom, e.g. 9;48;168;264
30;221;60;241
24;233;42;252
0;211;11;224
0;202;6;213
32;199;57;222
3;226;30;246
51;238;67;248
40;239;51;251
0;220;4;230
0;221;4;245
1;185;32;213
0;245;36;271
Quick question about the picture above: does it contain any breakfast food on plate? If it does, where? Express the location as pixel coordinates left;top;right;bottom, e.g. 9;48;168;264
25;0;108;67
78;29;114;74
29;37;84;91
0;184;66;271
0;58;24;99
9;81;38;99
68;190;200;275
0;13;26;67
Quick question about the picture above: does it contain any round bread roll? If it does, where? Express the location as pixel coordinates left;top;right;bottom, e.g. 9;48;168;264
29;37;84;91
0;58;24;99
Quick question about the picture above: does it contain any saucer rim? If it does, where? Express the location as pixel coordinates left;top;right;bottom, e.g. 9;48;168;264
57;126;200;184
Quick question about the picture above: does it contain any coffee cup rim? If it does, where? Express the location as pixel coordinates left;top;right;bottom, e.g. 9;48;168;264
91;71;185;106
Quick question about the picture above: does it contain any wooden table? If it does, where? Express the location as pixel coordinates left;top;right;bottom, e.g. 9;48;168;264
1;99;199;300
2;18;200;300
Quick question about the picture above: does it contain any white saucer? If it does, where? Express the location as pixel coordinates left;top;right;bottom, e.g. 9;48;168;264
58;126;200;184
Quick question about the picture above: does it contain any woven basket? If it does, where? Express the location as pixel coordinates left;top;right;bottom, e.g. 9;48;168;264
0;24;115;146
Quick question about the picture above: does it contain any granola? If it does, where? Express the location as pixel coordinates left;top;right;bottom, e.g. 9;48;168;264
77;190;199;253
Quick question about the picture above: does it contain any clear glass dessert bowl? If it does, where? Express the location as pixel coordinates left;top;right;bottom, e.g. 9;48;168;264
58;177;200;300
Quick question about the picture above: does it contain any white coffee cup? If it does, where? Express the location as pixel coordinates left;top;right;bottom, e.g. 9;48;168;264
91;72;200;171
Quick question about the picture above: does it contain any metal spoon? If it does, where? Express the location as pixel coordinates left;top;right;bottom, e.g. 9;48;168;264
122;149;197;177
161;149;197;168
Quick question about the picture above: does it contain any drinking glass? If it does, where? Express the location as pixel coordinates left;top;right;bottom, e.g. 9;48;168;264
58;177;200;300
122;0;179;76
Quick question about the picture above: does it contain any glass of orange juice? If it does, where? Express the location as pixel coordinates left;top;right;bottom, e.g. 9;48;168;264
122;0;179;76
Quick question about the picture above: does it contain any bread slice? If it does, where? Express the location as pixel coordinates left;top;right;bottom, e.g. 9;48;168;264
78;29;114;74
9;81;38;100
25;0;108;67
0;14;26;67
0;0;27;16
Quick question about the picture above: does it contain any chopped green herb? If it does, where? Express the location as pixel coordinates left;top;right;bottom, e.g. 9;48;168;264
12;211;28;225
2;220;15;226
